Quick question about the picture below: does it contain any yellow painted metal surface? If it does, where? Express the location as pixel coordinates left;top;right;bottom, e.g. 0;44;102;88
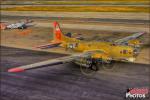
61;34;134;61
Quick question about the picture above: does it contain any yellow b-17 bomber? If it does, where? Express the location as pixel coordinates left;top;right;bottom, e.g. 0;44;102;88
8;22;145;73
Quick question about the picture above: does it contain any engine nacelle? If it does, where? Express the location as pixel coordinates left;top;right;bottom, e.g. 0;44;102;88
73;56;93;68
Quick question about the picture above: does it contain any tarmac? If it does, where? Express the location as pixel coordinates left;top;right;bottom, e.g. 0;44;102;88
1;46;149;100
1;10;150;100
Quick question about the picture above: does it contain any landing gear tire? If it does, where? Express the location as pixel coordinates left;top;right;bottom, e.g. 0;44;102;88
79;59;100;76
90;64;99;71
18;27;23;29
80;65;96;76
102;61;115;70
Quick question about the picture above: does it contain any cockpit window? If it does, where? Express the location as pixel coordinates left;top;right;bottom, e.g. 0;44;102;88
110;43;116;46
120;50;128;54
123;50;128;54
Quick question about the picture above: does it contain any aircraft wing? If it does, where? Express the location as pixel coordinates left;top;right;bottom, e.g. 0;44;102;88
7;50;112;73
36;42;61;49
114;32;145;44
8;55;77;73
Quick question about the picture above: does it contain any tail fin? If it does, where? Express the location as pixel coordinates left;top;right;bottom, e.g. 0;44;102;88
36;22;74;49
36;21;63;49
53;21;64;42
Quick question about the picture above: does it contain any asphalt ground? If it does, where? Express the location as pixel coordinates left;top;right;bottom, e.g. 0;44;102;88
0;46;149;100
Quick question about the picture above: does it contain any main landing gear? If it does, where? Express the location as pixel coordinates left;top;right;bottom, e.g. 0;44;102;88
79;58;115;76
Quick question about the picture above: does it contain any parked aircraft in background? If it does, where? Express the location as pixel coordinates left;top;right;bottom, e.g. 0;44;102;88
8;21;145;74
0;19;34;30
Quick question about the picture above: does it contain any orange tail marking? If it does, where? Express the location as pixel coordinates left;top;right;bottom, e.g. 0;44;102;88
53;21;63;42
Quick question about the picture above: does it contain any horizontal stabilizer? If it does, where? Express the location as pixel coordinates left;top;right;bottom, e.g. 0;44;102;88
36;42;61;49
